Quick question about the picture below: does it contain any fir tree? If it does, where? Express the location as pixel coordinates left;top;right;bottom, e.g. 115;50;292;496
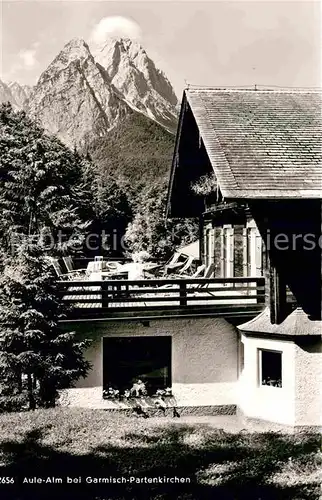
0;103;92;410
0;102;92;257
0;242;91;410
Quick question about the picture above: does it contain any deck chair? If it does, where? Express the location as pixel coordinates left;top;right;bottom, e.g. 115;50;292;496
192;263;215;289
144;254;182;278
164;263;211;290
158;257;199;290
63;256;87;276
49;257;68;279
203;263;215;279
174;256;195;276
146;253;187;278
164;252;183;274
48;257;85;281
48;258;90;303
191;264;206;278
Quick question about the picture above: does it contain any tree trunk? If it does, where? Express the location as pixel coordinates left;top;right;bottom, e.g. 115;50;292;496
39;380;56;408
27;373;36;410
32;374;37;391
17;371;22;393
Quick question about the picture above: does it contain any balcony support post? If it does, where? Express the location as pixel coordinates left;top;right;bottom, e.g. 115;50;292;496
179;282;187;306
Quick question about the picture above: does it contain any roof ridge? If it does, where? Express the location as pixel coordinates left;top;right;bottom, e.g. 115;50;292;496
186;86;322;94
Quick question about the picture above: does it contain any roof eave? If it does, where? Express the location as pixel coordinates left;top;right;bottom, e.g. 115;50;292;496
221;189;322;200
166;91;188;219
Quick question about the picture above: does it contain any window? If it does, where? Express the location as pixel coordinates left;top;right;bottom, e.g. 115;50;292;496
259;349;282;388
103;336;172;397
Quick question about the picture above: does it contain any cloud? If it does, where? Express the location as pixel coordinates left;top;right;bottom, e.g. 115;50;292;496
18;48;37;68
3;42;39;82
90;16;142;45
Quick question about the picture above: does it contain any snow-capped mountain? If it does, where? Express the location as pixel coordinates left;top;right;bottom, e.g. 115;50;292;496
22;37;178;147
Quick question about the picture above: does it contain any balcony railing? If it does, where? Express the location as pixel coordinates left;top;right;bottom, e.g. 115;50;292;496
58;276;265;322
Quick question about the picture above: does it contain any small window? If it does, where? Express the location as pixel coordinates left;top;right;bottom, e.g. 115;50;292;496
259;349;282;388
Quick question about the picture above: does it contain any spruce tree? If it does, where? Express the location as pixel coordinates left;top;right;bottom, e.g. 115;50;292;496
0;244;91;410
0;103;92;410
0;102;91;257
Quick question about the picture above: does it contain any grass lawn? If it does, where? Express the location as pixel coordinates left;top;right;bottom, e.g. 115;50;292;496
0;408;320;500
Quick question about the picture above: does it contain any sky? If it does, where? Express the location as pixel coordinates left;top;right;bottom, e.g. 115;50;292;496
0;0;321;96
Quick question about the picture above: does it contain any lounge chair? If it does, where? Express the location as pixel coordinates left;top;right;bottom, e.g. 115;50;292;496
164;252;182;274
170;263;205;281
192;263;206;277
166;256;195;278
48;257;86;281
48;257;70;280
200;263;215;280
191;263;215;289
63;256;87;275
143;253;189;279
48;257;97;304
157;258;200;290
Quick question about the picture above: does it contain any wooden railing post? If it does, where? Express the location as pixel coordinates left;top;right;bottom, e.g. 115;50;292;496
179;282;187;306
101;281;109;309
257;277;266;304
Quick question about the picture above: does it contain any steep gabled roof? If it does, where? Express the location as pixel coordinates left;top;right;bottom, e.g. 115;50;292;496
179;88;322;199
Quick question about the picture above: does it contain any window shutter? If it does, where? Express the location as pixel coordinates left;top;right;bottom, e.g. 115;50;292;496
228;226;234;277
214;226;222;277
243;227;248;277
220;227;225;277
255;229;262;276
234;225;244;277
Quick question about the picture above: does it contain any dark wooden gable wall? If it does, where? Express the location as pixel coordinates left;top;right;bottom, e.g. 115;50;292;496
249;200;322;322
167;97;213;218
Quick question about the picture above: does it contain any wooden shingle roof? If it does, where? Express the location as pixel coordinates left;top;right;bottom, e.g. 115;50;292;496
185;88;322;199
239;307;322;336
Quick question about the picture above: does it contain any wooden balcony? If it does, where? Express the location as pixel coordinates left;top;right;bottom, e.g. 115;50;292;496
58;276;265;323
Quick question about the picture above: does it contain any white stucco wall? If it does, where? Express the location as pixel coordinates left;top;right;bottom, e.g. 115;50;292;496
294;339;322;427
238;334;296;426
73;317;239;407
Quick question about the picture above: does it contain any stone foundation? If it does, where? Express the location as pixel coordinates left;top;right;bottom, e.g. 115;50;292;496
59;386;236;417
236;408;322;433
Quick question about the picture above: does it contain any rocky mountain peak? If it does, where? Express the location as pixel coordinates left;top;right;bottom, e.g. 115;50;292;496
4;36;178;147
8;82;33;108
92;36;177;131
94;37;177;108
60;37;92;61
94;37;147;68
37;38;93;85
0;79;16;106
0;79;32;109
